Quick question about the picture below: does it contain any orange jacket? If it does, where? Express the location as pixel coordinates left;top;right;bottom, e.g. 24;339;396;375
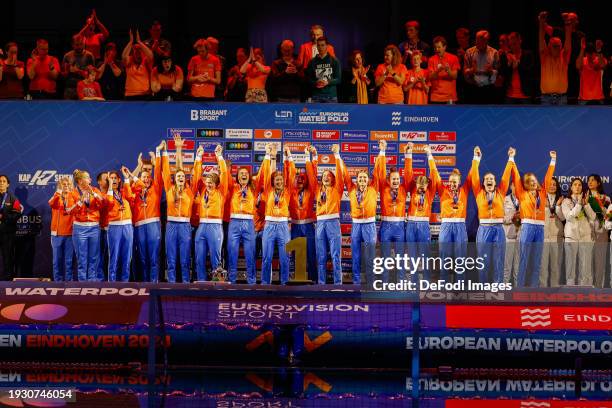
261;157;295;221
227;158;267;220
193;155;229;223
161;152;194;222
344;153;383;221
67;187;104;225
472;157;513;223
106;182;136;225
306;154;345;220
49;192;75;236
377;153;411;221
131;154;163;226
405;154;439;221
431;158;474;221
287;160;316;223
512;159;556;224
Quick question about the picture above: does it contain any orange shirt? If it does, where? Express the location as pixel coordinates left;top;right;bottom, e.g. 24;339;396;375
106;183;135;224
472;158;513;223
254;190;266;232
507;67;528;98
98;197;110;229
288;161;316;223
161;153;194;222
227;161;266;220
579;57;605;101
306;156;346;219
427;53;460;102
246;64;270;90
405;155;438;220
344;154;383;220
187;54;221;98
49;192;75;236
405;68;430;105
131;155;163;226
85;33;105;60
540;49;569;94
193;155;228;222
27;55;60;93
511;160;555;224
375;63;408;104
432;161;474;221
261;158;295;221
377;154;410;221
153;66;184;90
125;58;152;96
68;187;104;224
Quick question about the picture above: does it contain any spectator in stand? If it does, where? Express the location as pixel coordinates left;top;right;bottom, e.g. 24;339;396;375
62;34;95;100
0;175;23;281
404;51;429;104
499;32;536;104
494;34;510;102
538;11;573;105
463;30;499;104
77;65;104;100
564;12;583;104
576;39;607;105
454;28;470;102
143;21;172;60
77;9;109;60
297;24;336;70
270;40;303;103
122;30;154;100
240;47;270;103
374;45;407;104
0;42;25;99
428;36;460;104
206;37;226;100
151;55;184;100
305;36;341;103
187;38;221;101
26;39;60;99
225;48;248;101
398;20;430;68
342;50;373;104
97;42;123;100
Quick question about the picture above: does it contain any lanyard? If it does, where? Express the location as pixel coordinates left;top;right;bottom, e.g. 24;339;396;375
548;195;556;215
274;190;281;207
241;185;248;199
320;189;327;204
535;194;541;210
204;191;209;204
113;189;124;207
452;191;459;205
486;192;494;209
357;189;364;206
390;189;398;203
0;193;6;209
77;186;90;208
418;192;425;207
62;194;68;214
298;190;304;207
140;186;149;204
512;195;519;211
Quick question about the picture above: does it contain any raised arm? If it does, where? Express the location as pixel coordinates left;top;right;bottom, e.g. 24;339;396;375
372;140;387;190
122;30;134;65
193;144;204;188
135;30;154;62
305;146;318;192
543;151;556;192
160;140;171;191
215;145;228;197
538;12;548;56
331;144;345;195
562;18;572;64
283;146;297;192
504;148;518;197
471;146;482;196
425;145;442;196
403;142;414;191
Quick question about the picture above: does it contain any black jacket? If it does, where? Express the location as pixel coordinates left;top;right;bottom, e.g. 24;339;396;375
0;191;22;234
499;49;537;99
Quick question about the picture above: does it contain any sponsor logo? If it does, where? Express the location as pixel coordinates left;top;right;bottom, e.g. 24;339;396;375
433;156;457;166
298;108;349;125
274;110;294;123
340;224;352;234
201;165;219;173
318;154;336;165
168;152;195;163
18;170;71;187
197;141;221;152
254;141;282;152
166;128;195;138
313;130;340;140
168;139;196;150
0;303;68;322
346;167;369;177
225;142;252;151
341;130;369;140
341;236;351;247
371;155;397;165
225;129;253;139
230;165;252;175
196;128;224;138
200;153;217;163
170;164;193;173
400;131;427;141
404;116;439;123
399;143;427;154
312;143;335;153
316;166;335;177
399;155;426;166
429;144;456;154
254;153;281;163
370;130;398;141
255;129;282;139
399;168;426;177
370;142;397;153
429;131;457;141
284;141;310;152
342;155;368;166
391;111;402;126
341;248;352;258
341;143;369;153
190;109;228;121
225;152;252;163
291;153;308;164
283;129;310;139
520;308;551;328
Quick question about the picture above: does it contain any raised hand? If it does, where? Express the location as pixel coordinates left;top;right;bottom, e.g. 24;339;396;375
423;144;431;155
173;133;184;149
474;146;482;157
405;142;414;154
214;144;223;157
284;145;291;157
379;140;387;151
148;151;155;162
157;140;166;151
129;29;134;43
137;152;143;166
508;147;516;158
331;144;339;154
197;145;204;157
549;150;557;160
121;166;131;179
136;29;141;43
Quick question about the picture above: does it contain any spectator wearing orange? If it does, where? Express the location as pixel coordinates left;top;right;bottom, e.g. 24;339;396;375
26;39;60;99
122;30;154;100
538;11;573;105
343;50;373;104
187;38;221;101
240;47;270;103
398;20;430;68
151;55;184;100
463;30;499;104
62;34;95;100
270;40;303;103
225;48;248;101
0;42;25;99
428;36;459;104
499;32;536;104
77;65;104;100
374;45;407;104
576;39;607;105
77;9;109;60
206;37;226;100
297;24;336;70
404;51;429;105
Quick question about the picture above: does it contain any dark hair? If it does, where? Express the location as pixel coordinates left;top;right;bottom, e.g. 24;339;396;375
570;177;586;195
157;54;176;73
587;174;604;194
96;172;107;182
316;36;328;45
549;177;562;201
0;174;10;184
432;36;447;46
349;50;364;68
4;42;17;52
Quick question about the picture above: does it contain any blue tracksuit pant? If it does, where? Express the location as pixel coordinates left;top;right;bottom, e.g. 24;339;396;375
51;235;74;281
316;218;342;285
228;218;257;284
195;222;223;281
72;224;100;282
476;224;505;283
262;221;291;284
107;223;133;282
134;221;161;282
165;221;192;283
